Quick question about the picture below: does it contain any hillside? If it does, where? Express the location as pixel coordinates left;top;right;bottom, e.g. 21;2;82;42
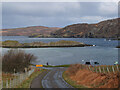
63;64;119;88
51;18;119;38
1;26;60;36
1;18;119;38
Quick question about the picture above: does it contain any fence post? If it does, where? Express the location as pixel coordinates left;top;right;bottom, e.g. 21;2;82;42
93;66;96;72
91;66;93;72
20;74;22;88
92;66;94;72
13;78;15;88
81;64;83;69
6;79;8;88
86;65;88;70
1;80;3;89
89;65;91;71
112;66;115;74
107;67;110;73
19;74;21;84
15;76;17;88
103;67;105;73
116;65;119;72
16;76;18;87
9;78;11;88
99;67;101;73
95;67;97;73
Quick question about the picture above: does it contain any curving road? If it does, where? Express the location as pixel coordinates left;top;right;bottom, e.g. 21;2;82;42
42;67;73;88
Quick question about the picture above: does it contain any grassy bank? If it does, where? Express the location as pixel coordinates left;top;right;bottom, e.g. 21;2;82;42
63;64;119;88
62;71;87;88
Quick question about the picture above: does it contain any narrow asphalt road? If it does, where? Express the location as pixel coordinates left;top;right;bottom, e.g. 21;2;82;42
42;67;73;88
30;70;49;88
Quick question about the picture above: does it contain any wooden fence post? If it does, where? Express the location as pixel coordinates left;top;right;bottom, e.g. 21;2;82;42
89;65;91;71
95;67;98;73
103;67;105;73
13;78;15;88
1;80;3;89
6;79;8;88
86;65;88;70
116;65;119;72
107;67;110;73
93;66;96;72
112;66;115;74
9;78;11;88
81;65;83;69
99;67;101;73
20;74;21;83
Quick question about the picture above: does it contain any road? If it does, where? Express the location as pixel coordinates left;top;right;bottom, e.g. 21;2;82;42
42;67;73;88
30;70;49;88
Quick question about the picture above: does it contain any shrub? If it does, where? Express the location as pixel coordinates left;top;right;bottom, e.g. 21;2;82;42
2;49;37;73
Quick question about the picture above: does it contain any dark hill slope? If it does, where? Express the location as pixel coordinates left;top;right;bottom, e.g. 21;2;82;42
51;18;119;38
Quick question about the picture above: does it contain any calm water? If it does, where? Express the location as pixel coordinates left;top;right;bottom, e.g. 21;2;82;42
2;36;118;65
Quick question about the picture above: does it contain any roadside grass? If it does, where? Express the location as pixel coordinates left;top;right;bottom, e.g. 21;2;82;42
17;68;46;88
62;71;87;89
43;64;70;67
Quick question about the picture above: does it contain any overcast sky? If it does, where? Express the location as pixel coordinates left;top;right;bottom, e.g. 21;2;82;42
2;2;118;29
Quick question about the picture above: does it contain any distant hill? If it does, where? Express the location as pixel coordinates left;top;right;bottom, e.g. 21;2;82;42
1;18;119;38
51;18;119;38
1;26;60;36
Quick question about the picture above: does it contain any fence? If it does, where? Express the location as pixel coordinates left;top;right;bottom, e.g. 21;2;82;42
79;64;120;74
2;68;34;88
0;71;2;90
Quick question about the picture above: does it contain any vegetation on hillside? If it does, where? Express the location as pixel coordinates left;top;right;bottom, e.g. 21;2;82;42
1;26;60;36
2;18;119;38
51;18;120;38
63;64;119;88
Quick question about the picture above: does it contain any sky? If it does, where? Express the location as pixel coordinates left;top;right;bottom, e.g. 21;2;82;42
2;2;118;29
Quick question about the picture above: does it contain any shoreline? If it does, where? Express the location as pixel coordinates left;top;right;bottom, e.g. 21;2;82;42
1;40;94;48
1;44;93;48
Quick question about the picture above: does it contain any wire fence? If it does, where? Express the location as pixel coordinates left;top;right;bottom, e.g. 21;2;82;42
2;68;34;88
79;64;120;74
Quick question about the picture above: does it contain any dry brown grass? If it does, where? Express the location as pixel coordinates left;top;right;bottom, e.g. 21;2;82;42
65;64;119;88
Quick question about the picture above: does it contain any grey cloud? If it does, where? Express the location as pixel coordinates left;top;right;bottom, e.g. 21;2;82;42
2;2;118;29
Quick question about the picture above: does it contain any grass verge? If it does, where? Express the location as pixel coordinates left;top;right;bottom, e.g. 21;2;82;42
43;64;70;67
62;71;87;88
17;68;46;88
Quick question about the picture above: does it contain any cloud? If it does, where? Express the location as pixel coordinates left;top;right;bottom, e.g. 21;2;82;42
2;2;118;29
99;2;118;16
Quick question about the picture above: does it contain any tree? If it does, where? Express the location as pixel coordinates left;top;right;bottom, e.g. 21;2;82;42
2;49;37;73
